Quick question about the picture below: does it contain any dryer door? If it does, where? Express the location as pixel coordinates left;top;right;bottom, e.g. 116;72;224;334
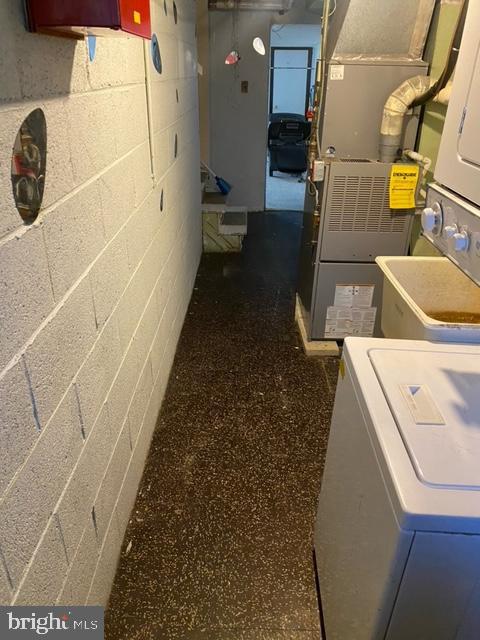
435;0;480;207
458;43;480;170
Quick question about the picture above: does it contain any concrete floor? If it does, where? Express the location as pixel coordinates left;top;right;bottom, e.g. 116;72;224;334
265;168;307;212
105;211;338;640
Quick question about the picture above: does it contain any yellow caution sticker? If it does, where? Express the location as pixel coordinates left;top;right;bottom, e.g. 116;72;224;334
133;10;141;24
389;164;419;210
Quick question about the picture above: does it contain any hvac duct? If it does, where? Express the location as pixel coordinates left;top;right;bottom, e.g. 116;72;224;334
324;0;435;61
208;0;294;10
379;75;432;163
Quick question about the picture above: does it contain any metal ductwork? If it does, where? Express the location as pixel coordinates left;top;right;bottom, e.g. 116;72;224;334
208;0;294;10
325;0;435;61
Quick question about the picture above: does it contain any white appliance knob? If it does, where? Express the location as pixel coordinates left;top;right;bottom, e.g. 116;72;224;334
444;224;458;239
451;230;469;252
421;203;442;234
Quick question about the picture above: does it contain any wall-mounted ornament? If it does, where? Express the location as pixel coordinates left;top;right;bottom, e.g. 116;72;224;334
11;108;47;224
225;50;240;65
151;33;162;74
253;37;266;55
87;34;97;61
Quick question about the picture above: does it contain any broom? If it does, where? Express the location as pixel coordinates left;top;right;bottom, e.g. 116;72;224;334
201;161;232;195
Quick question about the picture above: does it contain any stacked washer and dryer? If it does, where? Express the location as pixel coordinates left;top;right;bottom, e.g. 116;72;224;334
314;1;480;639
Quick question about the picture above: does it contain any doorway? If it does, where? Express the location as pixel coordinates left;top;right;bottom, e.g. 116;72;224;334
265;25;319;212
269;47;313;115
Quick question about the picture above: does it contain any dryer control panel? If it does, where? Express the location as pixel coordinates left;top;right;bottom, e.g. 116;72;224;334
422;183;480;287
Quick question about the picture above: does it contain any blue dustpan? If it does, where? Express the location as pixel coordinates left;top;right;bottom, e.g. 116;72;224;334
202;161;232;195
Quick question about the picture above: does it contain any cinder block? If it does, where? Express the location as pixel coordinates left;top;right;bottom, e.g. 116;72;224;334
13;29;88;102
150;79;176;134
114;453;142;540
42;180;106;299
106;342;140;436
0;551;12;605
0;225;55;372
133;295;159;371
74;317;122;436
128;358;153;447
125;190;160;271
0;389;83;589
87;38;145;90
132;142;153;208
0;106;25;238
0;358;38;497
86;522;122;607
55;404;112;559
138;232;165;297
56;519;98;606
116;265;152;353
24;277;97;427
90;231;130;328
98;157;136;241
0;4;22;102
94;420;131;545
152;129;170;181
154;248;176;318
14;517;69;606
178;41;197;79
113;86;149;157
66;92;120;185
149;317;167;382
149;32;178;82
40;100;77;209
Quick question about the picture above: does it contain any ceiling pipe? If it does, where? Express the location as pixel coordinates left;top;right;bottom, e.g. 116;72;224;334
208;0;294;10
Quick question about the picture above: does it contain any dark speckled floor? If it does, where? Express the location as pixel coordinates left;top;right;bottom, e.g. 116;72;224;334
105;211;339;640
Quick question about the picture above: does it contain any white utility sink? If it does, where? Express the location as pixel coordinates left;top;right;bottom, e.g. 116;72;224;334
376;256;480;342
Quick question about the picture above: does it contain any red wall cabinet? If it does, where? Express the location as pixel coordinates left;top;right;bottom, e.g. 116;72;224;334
26;0;151;40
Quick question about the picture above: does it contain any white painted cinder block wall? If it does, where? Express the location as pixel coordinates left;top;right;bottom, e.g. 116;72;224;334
0;0;201;606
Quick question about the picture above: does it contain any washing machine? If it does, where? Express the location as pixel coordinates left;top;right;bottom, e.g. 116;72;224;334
315;337;480;640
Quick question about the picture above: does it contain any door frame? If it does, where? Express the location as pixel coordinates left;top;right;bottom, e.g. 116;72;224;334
269;46;313;116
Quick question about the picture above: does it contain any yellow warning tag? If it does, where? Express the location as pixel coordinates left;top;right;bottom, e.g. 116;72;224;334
133;10;141;24
339;359;345;380
389;164;419;210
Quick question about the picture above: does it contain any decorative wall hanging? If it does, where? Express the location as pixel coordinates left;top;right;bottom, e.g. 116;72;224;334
11;108;47;223
87;34;97;61
151;33;162;73
225;50;240;65
253;37;265;55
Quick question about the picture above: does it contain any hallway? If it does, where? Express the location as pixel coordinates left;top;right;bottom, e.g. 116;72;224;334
105;211;339;639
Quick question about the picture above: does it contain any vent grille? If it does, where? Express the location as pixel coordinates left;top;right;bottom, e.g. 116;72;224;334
328;175;410;233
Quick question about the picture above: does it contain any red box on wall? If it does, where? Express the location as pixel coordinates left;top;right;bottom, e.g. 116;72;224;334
26;0;151;40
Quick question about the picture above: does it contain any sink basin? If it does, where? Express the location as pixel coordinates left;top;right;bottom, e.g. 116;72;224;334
376;256;480;342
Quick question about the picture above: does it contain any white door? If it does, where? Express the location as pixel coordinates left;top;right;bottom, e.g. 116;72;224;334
270;48;312;115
